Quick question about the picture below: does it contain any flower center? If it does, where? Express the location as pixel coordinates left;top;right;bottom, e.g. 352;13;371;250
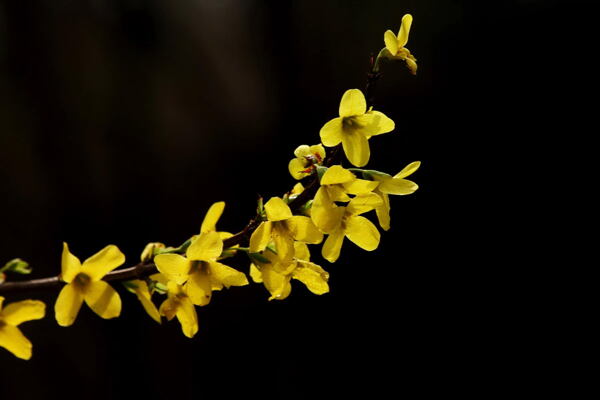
73;273;91;288
0;318;6;329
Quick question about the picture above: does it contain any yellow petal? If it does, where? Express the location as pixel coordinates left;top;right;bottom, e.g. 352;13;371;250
320;117;343;147
347;193;383;215
249;264;263;283
154;254;192;285
186;270;212;306
158;297;178;321
131;280;161;324
83;280;122;319
264;197;293;221
272;225;295;265
81;245;126;281
200;201;225;233
327;185;351;202
293;262;329;295
293;144;311;158
0;324;33;360
293;241;311;261
61;242;82;283
394;161;421;179
345;215;380;251
339;89;366;117
321;165;355;185
310;144;326;161
249;221;272;253
2;300;46;326
186;231;223;261
311;188;344;233
397;14;413;47
406;56;418;75
208;261;249;288
360;111;395;138
54;283;84;327
288;158;309;180
261;266;291;301
343;178;379;195
378;178;418;195
342;130;370;167
176;297;198;338
321;230;345;263
285;216;323;244
384;30;399;55
375;192;391;231
291;182;305;195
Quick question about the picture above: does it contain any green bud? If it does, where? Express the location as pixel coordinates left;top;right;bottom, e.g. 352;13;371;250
151;281;168;295
1;258;32;274
316;166;328;182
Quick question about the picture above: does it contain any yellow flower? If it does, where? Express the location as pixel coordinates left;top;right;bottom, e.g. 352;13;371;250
154;202;249;306
288;144;326;180
311;165;379;232
371;161;420;231
158;281;198;338
250;242;329;301
316;194;383;263
250;197;323;264
54;243;125;327
0;296;45;360
383;14;418;75
125;280;161;324
320;89;395;167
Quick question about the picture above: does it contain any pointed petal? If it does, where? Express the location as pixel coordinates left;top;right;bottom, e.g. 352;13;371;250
186;270;212;306
375;193;391;231
378;178;419;195
264;197;293;221
208;261;249;288
343;178;379;195
176;297;199;338
249;221;272;253
322;230;345;263
384;30;399;55
397;14;413;47
347;193;384;215
54;284;84;327
320;117;343;146
311;188;344;233
84;281;122;319
81;245;125;281
359;111;395;138
394;161;421;179
285;216;323;244
131;280;161;324
345;216;380;251
293;262;330;295
0;324;33;360
61;242;82;283
200;201;225;233
342;130;370;167
154;254;192;285
2;300;46;326
339;89;366;117
186;231;223;261
249;264;263;283
321;165;355;185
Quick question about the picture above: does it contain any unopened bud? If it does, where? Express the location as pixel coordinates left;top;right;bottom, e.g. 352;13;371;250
140;242;166;262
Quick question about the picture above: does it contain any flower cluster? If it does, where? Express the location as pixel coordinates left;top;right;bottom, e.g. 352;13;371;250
0;13;420;360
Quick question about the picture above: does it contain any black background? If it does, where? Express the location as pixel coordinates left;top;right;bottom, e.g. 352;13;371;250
0;0;586;398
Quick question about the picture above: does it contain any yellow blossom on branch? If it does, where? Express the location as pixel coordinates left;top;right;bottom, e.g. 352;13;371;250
158;281;198;338
320;89;395;167
125;280;161;324
383;14;418;75
54;243;125;327
250;197;323;264
288;144;326;180
250;242;329;301
154;202;248;306
0;296;45;360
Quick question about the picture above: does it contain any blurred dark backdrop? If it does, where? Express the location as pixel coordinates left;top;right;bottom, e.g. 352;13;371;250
0;0;584;398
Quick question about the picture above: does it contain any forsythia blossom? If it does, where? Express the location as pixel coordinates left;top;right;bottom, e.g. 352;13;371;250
288;144;326;180
55;243;125;327
158;280;198;338
320;89;394;167
0;296;45;360
383;14;418;75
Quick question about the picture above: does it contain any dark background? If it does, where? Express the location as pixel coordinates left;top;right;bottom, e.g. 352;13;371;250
0;0;586;398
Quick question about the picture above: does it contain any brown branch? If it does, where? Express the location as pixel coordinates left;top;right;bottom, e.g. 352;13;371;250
0;55;382;297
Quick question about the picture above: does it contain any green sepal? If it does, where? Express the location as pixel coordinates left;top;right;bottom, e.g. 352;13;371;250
249;252;271;264
122;280;139;294
316;166;328;182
